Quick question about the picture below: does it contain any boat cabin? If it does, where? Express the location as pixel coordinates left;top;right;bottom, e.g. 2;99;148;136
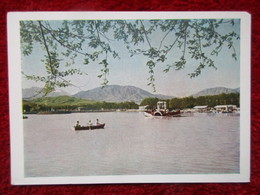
157;101;167;110
144;101;180;117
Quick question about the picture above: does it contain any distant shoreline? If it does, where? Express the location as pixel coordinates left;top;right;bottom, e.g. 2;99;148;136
24;109;142;115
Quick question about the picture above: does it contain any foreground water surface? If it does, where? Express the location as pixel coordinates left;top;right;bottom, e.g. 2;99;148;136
23;112;239;177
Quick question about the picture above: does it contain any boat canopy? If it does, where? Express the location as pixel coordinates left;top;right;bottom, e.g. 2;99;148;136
157;101;167;110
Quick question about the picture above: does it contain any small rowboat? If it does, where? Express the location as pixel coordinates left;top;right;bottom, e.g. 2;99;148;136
74;123;105;131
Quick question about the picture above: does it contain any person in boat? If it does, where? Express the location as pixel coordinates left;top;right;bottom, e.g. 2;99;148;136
88;120;93;126
96;119;100;125
75;121;81;127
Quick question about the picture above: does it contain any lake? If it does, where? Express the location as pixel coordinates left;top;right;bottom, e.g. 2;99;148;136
23;112;240;177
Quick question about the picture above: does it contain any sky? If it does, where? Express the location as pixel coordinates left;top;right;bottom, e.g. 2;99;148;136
21;19;240;97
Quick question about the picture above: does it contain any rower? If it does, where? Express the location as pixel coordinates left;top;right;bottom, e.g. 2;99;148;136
75;121;80;127
88;120;93;126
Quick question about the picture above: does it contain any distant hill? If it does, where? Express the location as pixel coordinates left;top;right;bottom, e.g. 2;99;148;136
23;85;240;103
29;96;94;106
73;85;172;104
192;87;240;97
22;87;71;99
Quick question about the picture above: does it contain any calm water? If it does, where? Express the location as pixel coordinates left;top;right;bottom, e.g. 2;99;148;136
23;112;240;177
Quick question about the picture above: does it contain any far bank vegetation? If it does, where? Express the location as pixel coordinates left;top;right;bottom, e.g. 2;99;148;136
140;93;239;110
23;93;239;113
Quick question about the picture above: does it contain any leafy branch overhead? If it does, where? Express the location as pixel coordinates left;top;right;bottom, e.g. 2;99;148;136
20;19;239;93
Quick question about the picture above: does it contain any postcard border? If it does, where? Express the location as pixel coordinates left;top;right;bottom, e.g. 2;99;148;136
8;11;251;185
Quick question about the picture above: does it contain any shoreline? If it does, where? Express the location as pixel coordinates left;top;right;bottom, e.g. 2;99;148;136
24;109;143;115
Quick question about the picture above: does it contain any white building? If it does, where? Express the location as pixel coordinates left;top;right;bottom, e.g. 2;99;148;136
193;105;208;112
214;105;238;113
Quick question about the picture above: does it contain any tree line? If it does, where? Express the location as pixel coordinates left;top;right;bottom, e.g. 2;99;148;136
140;93;239;110
23;93;239;113
23;100;139;113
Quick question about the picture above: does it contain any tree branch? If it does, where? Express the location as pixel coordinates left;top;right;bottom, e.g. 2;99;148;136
182;25;188;58
164;35;180;58
140;20;152;49
41;23;89;57
38;21;56;77
159;29;172;51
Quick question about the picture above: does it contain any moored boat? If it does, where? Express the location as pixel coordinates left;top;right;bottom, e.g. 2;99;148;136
144;101;181;117
74;123;105;131
144;110;181;117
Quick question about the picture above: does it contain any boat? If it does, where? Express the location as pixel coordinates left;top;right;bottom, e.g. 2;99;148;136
74;123;105;131
144;110;181;117
37;111;72;114
144;101;181;117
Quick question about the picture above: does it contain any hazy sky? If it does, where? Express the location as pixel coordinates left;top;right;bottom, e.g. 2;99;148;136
21;19;240;97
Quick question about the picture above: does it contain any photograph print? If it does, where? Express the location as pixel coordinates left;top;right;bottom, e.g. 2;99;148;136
8;12;250;184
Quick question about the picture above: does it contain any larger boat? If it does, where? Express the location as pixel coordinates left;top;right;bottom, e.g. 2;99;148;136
144;101;181;117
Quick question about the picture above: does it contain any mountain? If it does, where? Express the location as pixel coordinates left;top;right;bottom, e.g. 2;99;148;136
192;87;240;97
23;85;239;103
22;87;71;99
73;85;172;104
29;96;94;106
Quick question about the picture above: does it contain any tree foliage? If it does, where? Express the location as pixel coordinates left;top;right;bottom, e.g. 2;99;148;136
23;96;139;112
139;97;159;109
20;19;239;94
168;93;239;110
139;93;239;110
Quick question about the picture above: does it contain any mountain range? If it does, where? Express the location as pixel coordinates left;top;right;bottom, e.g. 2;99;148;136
22;87;70;99
191;87;240;97
72;85;172;104
23;85;240;103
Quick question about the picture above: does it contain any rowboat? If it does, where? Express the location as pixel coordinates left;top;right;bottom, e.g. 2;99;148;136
74;123;105;131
